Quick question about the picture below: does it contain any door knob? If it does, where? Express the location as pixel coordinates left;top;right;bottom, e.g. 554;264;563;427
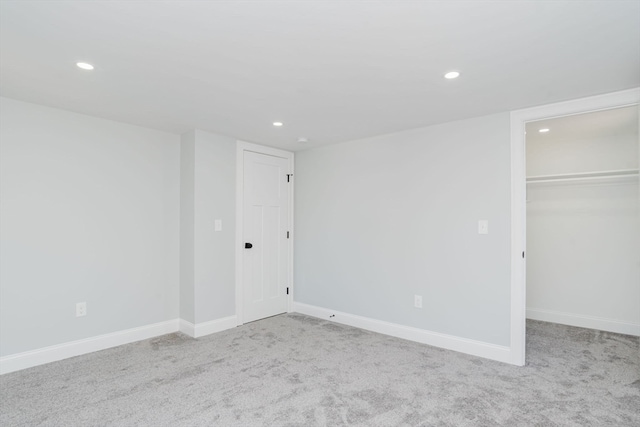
245;242;253;249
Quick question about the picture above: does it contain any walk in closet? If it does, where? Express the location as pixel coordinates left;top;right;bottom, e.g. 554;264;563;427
525;106;640;336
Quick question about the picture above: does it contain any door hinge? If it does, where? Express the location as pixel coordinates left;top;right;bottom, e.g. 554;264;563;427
287;174;293;182
287;231;290;239
522;251;525;259
286;287;289;295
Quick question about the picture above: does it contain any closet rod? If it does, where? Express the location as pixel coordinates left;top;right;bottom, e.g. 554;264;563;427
527;169;639;184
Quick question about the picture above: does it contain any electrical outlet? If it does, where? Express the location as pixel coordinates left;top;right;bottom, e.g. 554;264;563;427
414;295;423;309
76;302;87;317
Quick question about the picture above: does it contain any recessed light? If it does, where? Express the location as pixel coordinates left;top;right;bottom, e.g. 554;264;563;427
297;137;309;143
76;62;94;70
444;71;460;79
273;122;283;127
539;128;550;133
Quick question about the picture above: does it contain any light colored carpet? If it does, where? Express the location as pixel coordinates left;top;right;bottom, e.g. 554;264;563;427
1;314;638;426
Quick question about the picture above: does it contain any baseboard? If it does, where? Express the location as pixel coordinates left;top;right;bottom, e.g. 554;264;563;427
292;302;513;364
0;319;180;375
179;315;237;338
527;308;640;336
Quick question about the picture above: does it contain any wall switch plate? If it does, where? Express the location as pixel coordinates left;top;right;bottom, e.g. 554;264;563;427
214;219;222;231
414;295;423;309
478;220;489;234
76;302;87;317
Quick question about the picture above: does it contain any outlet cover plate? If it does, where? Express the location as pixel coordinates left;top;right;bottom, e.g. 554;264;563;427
76;302;87;317
414;295;423;309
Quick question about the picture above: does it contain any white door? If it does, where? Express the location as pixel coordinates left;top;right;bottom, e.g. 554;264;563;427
242;151;290;323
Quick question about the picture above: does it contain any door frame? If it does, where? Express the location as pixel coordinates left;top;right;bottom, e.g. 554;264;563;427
509;87;639;366
235;140;295;326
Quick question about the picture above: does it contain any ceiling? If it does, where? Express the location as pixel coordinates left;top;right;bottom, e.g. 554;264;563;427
526;106;639;145
1;1;639;151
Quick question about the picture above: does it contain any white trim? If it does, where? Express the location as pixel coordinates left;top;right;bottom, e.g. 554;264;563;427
235;143;245;326
292;302;512;364
0;319;180;375
237;140;294;159
287;153;295;312
179;315;237;338
235;140;294;326
510;88;640;366
527;308;640;337
510;108;527;366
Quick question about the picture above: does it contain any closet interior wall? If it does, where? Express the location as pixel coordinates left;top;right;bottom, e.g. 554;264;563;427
525;106;640;336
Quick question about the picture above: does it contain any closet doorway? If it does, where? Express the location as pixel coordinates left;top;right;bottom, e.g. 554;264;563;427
525;106;639;336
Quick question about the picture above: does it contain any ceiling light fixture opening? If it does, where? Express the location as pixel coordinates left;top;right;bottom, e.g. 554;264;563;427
76;62;94;70
273;122;283;127
539;128;550;133
444;71;460;79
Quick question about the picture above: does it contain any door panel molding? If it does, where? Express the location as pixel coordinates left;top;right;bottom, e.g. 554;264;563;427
235;141;294;325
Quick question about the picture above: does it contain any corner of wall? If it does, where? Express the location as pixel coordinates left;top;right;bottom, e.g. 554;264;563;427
179;132;196;323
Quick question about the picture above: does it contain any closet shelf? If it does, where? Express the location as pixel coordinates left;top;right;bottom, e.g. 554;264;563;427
526;169;639;184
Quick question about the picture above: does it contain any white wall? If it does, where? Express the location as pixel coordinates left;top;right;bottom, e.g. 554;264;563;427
0;97;180;357
526;121;640;334
180;130;236;325
527;133;638;176
295;113;512;346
